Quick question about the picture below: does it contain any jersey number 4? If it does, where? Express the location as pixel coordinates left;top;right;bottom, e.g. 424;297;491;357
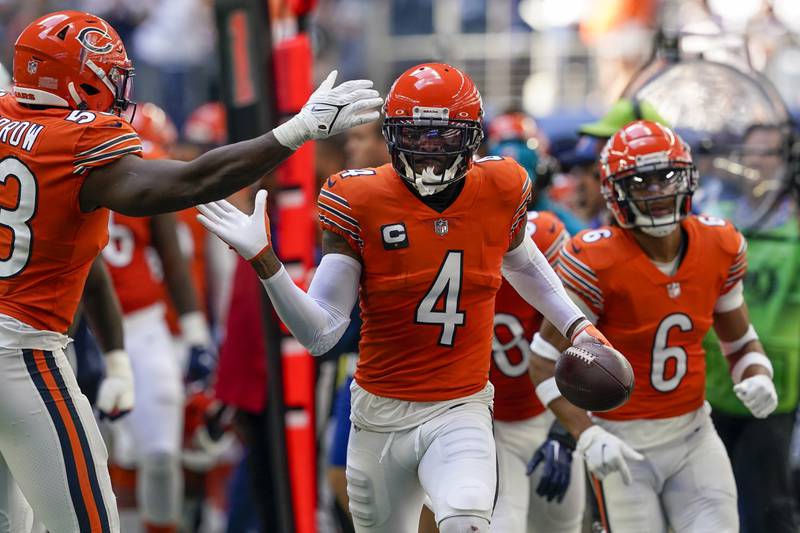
0;157;37;278
416;251;465;346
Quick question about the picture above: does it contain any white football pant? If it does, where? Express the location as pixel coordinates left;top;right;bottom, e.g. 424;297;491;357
492;412;584;533
594;406;738;533
346;401;496;532
108;304;184;526
0;346;119;532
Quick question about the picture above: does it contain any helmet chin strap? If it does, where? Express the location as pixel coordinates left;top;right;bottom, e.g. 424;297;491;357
640;223;678;237
400;154;464;196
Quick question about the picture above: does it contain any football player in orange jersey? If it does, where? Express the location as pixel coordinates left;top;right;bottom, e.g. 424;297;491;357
484;112;585;533
0;10;380;533
490;210;585;533
530;121;778;533
103;103;216;533
197;63;615;533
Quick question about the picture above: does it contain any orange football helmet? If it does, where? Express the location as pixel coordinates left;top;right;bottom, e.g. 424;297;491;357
183;102;227;147
383;63;483;195
487;111;548;153
130;102;177;148
13;11;134;114
599;120;698;236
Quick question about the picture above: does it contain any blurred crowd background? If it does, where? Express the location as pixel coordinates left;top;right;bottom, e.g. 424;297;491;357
3;0;800;532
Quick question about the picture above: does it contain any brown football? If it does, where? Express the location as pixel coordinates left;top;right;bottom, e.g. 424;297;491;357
554;342;634;412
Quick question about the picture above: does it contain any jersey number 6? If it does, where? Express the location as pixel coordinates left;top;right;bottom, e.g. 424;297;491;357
650;313;694;392
416;251;466;346
0;157;37;278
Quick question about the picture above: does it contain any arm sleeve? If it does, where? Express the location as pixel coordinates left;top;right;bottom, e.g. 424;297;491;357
260;253;361;355
501;237;585;337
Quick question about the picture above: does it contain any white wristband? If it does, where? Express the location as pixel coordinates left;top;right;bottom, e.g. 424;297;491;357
535;376;562;406
531;332;562;362
731;351;773;384
720;324;759;356
272;116;306;151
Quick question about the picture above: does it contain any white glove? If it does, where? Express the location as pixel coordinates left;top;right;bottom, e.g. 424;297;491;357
196;190;270;261
273;70;383;150
734;374;778;419
577;425;644;485
96;350;134;420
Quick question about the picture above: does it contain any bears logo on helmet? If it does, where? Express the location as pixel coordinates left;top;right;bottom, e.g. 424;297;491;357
13;11;134;115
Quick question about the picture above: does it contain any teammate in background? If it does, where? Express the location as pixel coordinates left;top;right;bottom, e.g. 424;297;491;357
174;102;238;341
129;102;217;385
487;111;584;236
197;63;612;533
326;118;390;526
530;121;778;533
0;11;380;532
103;102;214;533
489;209;584;533
482;112;585;533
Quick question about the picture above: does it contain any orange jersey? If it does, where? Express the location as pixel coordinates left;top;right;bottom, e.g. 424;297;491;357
318;157;532;401
102;213;165;314
0;93;141;333
491;210;568;421
558;215;747;420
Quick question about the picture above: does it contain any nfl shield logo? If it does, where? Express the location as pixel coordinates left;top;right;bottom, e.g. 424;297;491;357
27;59;38;74
434;218;448;236
666;282;681;299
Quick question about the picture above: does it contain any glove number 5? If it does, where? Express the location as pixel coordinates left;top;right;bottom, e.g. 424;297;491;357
0;157;37;278
651;313;693;392
416;251;465;346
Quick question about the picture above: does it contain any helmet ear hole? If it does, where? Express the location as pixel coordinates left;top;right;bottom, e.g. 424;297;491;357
80;83;100;95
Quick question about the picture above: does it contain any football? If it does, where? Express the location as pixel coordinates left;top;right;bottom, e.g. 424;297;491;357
554;342;634;412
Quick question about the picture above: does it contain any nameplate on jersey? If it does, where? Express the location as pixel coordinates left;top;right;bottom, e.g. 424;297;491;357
381;223;408;250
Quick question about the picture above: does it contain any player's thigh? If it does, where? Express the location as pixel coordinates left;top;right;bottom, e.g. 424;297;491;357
346;425;424;533
527;450;585;533
0;453;34;533
491;436;528;533
121;312;184;457
0;347;118;533
418;403;496;526
662;424;738;533
600;456;666;533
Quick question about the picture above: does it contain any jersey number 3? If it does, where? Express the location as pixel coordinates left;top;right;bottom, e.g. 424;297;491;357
416;251;465;346
0;157;37;278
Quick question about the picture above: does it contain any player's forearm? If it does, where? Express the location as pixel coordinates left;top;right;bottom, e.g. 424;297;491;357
151;214;201;315
548;397;594;440
250;247;284;280
257;253;360;355
90;133;293;216
81;259;125;352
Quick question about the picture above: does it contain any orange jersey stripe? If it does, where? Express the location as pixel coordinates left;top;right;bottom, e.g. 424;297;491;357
32;350;104;532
